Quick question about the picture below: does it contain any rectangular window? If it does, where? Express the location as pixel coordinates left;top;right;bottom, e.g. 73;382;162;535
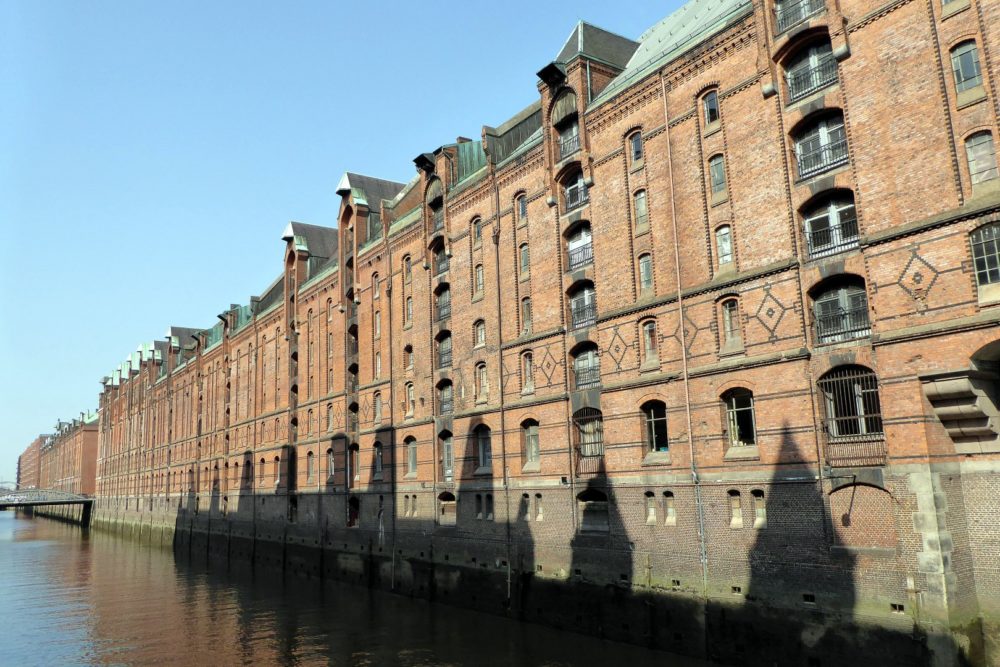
716;226;733;265
525;424;540;463
630;133;643;162
952;42;983;93
407;441;417;473
475;264;484;293
703;91;720;125
722;300;740;345
520;245;530;277
967;133;999;185
639;254;654;292
709;156;726;195
634;190;648;228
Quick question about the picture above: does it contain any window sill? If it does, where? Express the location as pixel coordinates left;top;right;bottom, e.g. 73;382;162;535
634;224;650;238
521;385;535;396
629;159;645;174
519;274;530;283
941;0;970;18
373;473;383;482
472;292;484;304
977;282;1000;306
518;220;528;229
724;445;759;461
719;340;744;357
957;85;987;109
402;322;412;331
639;359;660;373
404;472;417;480
521;461;541;473
642;450;672;466
473;241;482;250
971;178;1000;202
710;191;729;207
473;466;492;476
703;121;721;137
476;397;488;405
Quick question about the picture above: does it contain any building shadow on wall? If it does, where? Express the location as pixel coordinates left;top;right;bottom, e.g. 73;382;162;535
717;421;971;667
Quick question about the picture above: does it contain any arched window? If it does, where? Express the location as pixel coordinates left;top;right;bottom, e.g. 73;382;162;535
715;225;733;267
728;490;743;528
405;382;415;415
522;420;540;464
708;154;727;197
720;298;741;348
574;408;605;457
817;366;884;439
326;448;334;479
521;297;533;334
405;436;418;474
473;320;486;347
373;442;383;477
642;400;669;452
521;352;534;392
403;255;412;283
474;263;485;293
373;392;383;423
751;489;767;528
723;388;756;448
812;278;870;343
553;90;580;159
439;431;454;481
567;222;593;270
436;285;451;321
629;130;644;164
639;253;654;293
573;343;600;389
374;310;381;337
577;487;609;532
372;272;380;299
472;217;483;244
966;132;999;189
641;319;658;364
516;194;528;224
703;90;720;126
437;332;452;369
258;457;265;484
348;444;360;484
404;344;413;369
475;425;492;470
633;189;649;229
374;351;381;378
645;491;657;524
569;282;597;329
434;246;449;275
519;243;531;278
438;381;453;415
971;223;1000;288
306;451;315;482
951;41;983;93
785;39;836;102
803;192;859;256
663;491;677;526
562;169;588;211
795;113;848;178
475;362;488;402
438;491;457;525
273;455;281;485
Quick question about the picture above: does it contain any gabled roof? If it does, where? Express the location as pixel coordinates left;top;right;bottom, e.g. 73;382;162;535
590;0;752;108
336;172;407;210
281;221;338;261
555;21;639;70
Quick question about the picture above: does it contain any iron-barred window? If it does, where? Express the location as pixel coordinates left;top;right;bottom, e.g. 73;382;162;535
813;282;870;343
786;41;836;102
574;408;605;457
818;366;884;439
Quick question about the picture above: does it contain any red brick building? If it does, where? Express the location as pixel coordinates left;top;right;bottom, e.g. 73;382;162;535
16;436;44;490
38;415;99;496
88;0;999;663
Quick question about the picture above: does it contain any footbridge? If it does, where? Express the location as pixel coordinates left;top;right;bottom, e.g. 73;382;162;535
0;489;93;524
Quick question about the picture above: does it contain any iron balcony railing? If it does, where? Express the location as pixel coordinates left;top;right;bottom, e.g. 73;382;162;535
432;209;444;233
565;185;589;211
436;301;451;321
568;243;594;270
435;256;449;275
816;305;871;343
571;302;597;328
439;350;452;368
775;0;824;33
806;215;859;257
787;56;838;102
797;137;848;179
574;366;601;389
560;133;580;159
825;437;887;468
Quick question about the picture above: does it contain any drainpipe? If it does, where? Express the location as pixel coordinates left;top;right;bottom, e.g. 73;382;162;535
385;208;399;590
488;157;514;605
660;72;710;598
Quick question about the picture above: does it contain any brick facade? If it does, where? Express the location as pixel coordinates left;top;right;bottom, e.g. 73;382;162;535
36;0;1000;663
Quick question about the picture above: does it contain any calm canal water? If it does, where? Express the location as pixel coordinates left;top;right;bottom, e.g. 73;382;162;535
0;512;707;666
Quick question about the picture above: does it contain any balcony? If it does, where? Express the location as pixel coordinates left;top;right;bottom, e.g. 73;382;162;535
436;302;451;321
775;0;824;33
565;185;589;211
560;133;580;159
787;56;837;102
435;256;449;276
574;366;601;389
571;302;597;329
816;305;870;343
797;137;848;179
568;243;594;270
806;214;859;257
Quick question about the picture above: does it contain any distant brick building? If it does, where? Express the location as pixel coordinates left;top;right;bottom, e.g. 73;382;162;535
16;436;44;490
38;416;99;496
87;0;1000;663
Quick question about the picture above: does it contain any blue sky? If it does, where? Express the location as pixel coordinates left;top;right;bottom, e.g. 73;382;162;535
0;1;679;484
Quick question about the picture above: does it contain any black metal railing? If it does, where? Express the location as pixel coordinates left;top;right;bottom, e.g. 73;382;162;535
435;256;449;275
571;302;597;328
825;437;886;468
439;350;452;368
806;215;859;257
797;137;848;179
775;0;824;32
436;302;451;320
560;133;580;159
788;56;837;102
565;185;589;211
574;365;601;389
432;209;444;233
568;243;594;270
816;305;870;343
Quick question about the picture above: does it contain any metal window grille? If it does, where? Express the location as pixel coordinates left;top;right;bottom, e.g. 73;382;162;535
796;119;848;178
814;286;870;343
565;179;589;210
575;409;605;457
560;125;580;158
818;367;884;440
439;386;453;414
805;199;859;256
787;46;837;101
775;0;824;32
568;242;594;269
438;338;452;368
436;292;451;320
570;290;597;328
574;351;601;389
971;224;1000;286
434;250;449;275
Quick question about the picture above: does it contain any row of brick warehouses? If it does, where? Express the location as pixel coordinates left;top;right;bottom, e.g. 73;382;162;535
37;0;1000;662
16;415;98;496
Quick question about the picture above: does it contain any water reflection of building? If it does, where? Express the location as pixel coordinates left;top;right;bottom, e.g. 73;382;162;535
31;0;1000;662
